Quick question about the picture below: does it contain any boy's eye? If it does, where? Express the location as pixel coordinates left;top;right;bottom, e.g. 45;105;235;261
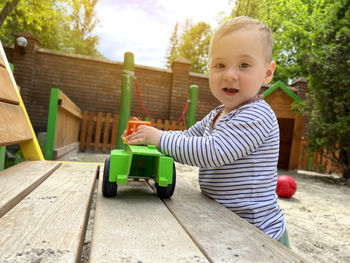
215;63;225;69
239;63;251;69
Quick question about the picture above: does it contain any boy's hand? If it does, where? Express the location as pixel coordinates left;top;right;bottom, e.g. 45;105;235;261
126;125;163;148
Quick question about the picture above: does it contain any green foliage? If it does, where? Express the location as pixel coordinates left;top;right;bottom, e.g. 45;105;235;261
303;0;350;178
0;0;102;57
227;0;335;84
165;19;212;74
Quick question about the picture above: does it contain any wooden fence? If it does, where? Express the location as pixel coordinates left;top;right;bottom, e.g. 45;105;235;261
45;89;82;160
79;111;185;152
298;140;340;174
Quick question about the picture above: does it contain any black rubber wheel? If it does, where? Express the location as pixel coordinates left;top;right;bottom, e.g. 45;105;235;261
156;163;176;198
102;155;117;197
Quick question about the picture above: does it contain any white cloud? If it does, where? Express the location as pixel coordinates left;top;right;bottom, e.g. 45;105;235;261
93;0;232;68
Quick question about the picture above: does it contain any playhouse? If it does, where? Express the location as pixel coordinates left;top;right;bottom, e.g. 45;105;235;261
263;81;304;170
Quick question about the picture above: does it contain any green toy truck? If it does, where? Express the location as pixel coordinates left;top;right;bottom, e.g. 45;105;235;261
102;119;176;198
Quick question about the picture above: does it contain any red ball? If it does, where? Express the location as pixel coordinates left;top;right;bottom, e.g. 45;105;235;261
276;175;297;198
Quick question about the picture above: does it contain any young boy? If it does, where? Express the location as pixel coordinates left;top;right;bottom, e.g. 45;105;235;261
126;16;290;247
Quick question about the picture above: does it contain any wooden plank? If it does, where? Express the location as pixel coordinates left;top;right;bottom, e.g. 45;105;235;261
0;66;19;105
0;44;19;105
156;119;163;130
56;106;64;148
0;101;33;147
0;50;5;67
53;142;79;159
0;163;98;262
89;177;209;263
56;107;80;149
86;112;95;150
110;114;119;150
80;111;88;151
163;175;306;263
59;92;82;119
102;113;111;152
164;119;170;130
289;114;304;170
0;161;61;218
94;112;103;151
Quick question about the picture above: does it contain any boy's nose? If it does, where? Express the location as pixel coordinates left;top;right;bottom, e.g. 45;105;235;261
223;68;238;81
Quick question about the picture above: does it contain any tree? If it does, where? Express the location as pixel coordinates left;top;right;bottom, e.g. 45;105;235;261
165;20;212;74
0;0;102;57
165;22;179;69
66;0;101;57
301;0;350;179
227;0;334;84
0;0;20;27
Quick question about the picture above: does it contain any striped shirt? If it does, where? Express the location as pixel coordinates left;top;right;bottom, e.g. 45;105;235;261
159;99;286;240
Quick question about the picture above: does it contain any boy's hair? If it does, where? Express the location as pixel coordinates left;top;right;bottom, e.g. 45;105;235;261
209;16;273;62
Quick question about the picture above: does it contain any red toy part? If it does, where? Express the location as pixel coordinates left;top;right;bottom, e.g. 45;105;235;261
276;175;297;198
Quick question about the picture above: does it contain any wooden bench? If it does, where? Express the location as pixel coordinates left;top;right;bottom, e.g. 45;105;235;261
0;42;99;262
0;42;306;263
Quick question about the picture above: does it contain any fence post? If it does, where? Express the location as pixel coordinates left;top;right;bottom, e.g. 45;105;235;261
44;88;61;160
116;52;134;149
186;84;199;129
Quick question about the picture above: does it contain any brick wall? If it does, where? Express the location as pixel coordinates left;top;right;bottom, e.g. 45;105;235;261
4;32;309;136
5;32;215;132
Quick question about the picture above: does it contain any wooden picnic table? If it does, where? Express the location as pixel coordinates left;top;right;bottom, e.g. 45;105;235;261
0;41;305;262
0;161;306;263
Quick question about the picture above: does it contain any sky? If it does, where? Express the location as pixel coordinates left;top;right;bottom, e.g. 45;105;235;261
93;0;233;69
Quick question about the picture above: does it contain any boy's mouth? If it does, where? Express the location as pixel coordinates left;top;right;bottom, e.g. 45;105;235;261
223;87;239;96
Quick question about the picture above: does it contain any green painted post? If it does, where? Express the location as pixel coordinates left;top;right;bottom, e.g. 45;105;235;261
116;52;135;149
186;85;199;129
0;146;5;171
44;88;61;160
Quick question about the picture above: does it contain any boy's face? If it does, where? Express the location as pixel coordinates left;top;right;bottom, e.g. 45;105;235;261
209;28;276;113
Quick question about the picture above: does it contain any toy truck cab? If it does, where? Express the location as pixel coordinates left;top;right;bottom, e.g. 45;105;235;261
102;118;176;198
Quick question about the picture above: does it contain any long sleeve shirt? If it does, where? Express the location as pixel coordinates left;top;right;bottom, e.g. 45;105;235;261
159;99;285;240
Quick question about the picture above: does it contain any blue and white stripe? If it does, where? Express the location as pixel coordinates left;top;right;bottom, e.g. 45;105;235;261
160;99;285;240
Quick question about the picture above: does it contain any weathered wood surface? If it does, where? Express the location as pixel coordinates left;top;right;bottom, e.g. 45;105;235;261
0;163;98;263
59;91;82;119
163;168;306;263
0;66;19;105
0;47;19;105
0;101;33;147
0;158;306;263
53;141;79;159
89;176;209;263
0;161;61;218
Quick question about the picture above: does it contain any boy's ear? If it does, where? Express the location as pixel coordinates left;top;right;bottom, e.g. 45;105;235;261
264;61;276;84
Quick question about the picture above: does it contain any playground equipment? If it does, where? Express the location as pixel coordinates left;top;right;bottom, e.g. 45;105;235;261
103;52;201;198
102;118;176;198
276;175;297;198
115;52;198;149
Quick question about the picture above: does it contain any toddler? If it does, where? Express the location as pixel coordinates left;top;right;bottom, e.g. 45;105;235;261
126;16;290;248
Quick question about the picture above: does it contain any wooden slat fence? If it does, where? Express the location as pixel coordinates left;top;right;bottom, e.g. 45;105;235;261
79;111;184;152
55;92;82;149
298;139;340;174
45;88;82;160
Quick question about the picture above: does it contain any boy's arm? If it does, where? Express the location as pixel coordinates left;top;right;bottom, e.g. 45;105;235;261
160;106;278;168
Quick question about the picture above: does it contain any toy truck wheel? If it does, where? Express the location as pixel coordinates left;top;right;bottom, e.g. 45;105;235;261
102;155;117;197
156;164;176;198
